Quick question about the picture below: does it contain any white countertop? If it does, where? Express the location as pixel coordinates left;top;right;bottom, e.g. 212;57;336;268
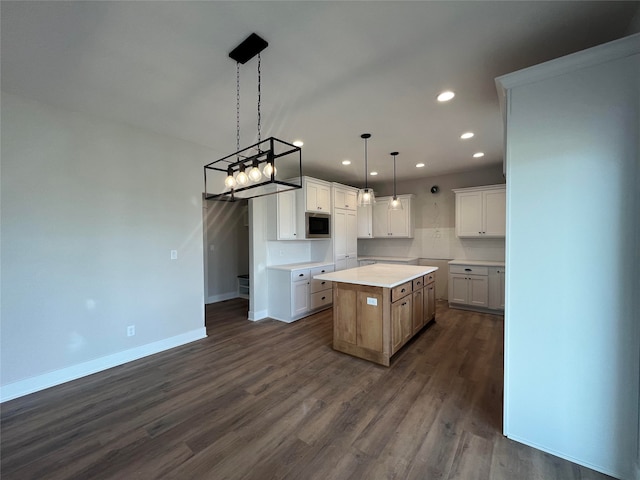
448;259;505;267
268;261;334;271
357;255;419;263
314;264;438;288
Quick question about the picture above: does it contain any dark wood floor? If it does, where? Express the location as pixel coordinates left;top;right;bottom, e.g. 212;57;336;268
1;299;613;479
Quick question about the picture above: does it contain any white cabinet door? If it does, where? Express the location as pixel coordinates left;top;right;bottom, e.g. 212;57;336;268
346;211;358;258
334;209;358;271
449;274;469;304
468;276;489;307
277;189;298;239
371;195;414;238
372;201;389;237
306;180;331;212
333;186;358;211
483;189;506;236
357;204;373;238
456;191;483;237
489;267;506;310
454;186;505;238
292;281;309;317
388;197;410;236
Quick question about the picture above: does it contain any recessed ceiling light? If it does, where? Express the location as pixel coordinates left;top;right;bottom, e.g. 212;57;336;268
342;160;351;165
460;132;474;139
437;90;455;102
293;140;304;147
416;163;425;168
370;171;378;176
473;152;485;158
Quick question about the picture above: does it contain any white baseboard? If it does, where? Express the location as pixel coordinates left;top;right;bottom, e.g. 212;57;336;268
0;328;207;403
206;292;238;304
248;309;268;321
506;433;627;480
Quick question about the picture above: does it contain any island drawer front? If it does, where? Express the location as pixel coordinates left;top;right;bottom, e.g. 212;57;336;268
391;281;413;302
291;269;311;282
310;265;335;276
311;290;333;309
310;278;332;293
449;265;488;276
424;272;436;284
412;277;424;290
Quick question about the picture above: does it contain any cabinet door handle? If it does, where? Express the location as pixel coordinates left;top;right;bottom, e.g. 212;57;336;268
401;288;406;293
321;281;326;285
299;273;304;277
401;302;407;306
465;268;472;272
321;296;326;300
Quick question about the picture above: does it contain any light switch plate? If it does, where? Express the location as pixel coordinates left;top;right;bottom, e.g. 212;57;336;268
170;250;178;260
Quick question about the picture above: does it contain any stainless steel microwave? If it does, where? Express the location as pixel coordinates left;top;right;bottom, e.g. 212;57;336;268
305;212;331;238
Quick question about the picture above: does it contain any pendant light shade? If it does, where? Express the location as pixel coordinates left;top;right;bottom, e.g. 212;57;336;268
388;151;403;210
358;133;376;206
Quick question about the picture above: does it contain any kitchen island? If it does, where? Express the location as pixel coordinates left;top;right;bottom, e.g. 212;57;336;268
314;264;437;366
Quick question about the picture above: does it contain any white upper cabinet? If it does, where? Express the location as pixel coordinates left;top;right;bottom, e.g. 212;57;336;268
305;178;331;212
372;195;414;238
357;204;373;238
332;183;358;211
453;185;505;237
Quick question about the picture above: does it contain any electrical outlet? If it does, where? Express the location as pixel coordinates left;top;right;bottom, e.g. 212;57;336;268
127;325;135;337
170;250;178;260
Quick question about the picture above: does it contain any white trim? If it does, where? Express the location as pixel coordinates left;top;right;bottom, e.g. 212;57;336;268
506;434;628;480
206;291;238;304
0;328;207;403
248;309;268;321
496;33;640;91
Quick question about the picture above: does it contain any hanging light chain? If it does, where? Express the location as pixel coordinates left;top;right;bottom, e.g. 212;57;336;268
257;53;262;145
236;62;240;157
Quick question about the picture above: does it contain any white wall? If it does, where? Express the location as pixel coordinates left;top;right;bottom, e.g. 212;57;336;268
1;93;209;401
501;38;639;479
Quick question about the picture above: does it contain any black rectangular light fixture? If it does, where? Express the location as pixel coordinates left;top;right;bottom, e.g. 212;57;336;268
229;33;268;64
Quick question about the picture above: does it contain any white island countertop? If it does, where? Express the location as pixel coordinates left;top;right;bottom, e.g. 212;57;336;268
314;264;438;288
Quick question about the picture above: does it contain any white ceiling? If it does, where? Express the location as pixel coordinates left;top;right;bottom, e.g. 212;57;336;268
2;1;638;187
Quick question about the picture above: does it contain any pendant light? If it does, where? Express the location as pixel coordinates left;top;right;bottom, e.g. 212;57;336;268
203;33;302;201
388;151;403;210
357;133;376;206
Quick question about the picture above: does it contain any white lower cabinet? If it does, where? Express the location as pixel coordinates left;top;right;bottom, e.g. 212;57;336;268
448;261;504;313
268;264;334;322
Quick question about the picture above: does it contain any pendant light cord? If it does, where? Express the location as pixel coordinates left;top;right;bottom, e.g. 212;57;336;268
393;153;397;198
236;62;240;157
364;136;368;189
257;53;262;145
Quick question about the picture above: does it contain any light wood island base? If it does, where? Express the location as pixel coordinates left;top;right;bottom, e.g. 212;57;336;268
315;264;437;366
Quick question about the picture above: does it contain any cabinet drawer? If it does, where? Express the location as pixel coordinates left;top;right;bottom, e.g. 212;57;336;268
449;265;488;276
391;281;413;302
291;269;310;282
412;277;424;290
424;272;436;285
310;278;332;293
310;265;334;276
310;290;333;309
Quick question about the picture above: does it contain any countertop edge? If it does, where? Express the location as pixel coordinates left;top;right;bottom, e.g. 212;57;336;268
315;265;438;288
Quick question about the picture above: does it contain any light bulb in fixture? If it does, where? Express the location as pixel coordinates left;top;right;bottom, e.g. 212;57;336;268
236;164;249;186
248;160;262;182
389;197;402;210
293;140;304;147
224;166;236;189
262;161;277;178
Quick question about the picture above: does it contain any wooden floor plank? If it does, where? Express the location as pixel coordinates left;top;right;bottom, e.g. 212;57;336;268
0;299;615;480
